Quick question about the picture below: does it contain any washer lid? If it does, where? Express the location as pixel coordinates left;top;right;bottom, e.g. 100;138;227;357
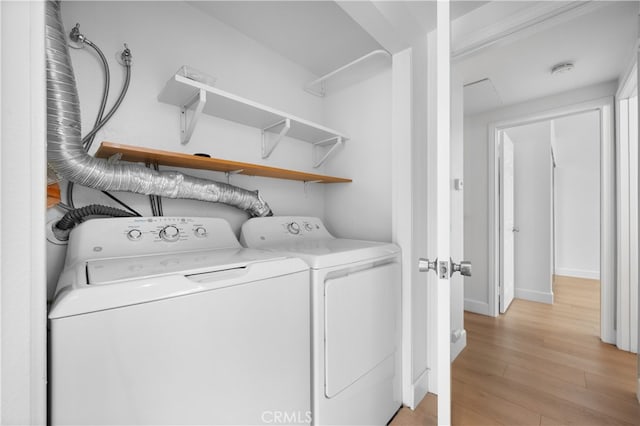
256;238;400;269
49;252;308;319
86;248;281;285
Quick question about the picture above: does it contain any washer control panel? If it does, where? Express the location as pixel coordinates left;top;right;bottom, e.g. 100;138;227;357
124;218;214;244
240;216;333;247
66;217;241;263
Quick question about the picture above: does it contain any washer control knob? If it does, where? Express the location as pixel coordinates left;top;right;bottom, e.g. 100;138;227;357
194;227;207;238
287;222;301;235
127;229;143;241
304;223;313;232
160;225;180;242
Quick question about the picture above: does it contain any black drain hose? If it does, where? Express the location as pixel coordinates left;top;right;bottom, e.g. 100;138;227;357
56;204;136;231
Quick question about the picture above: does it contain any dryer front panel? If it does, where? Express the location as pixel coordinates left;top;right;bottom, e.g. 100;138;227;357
323;262;400;398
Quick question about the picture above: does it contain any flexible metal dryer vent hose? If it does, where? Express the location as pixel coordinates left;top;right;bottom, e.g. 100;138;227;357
45;1;273;217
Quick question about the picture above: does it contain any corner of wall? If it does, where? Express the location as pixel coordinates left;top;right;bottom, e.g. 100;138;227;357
464;299;491;316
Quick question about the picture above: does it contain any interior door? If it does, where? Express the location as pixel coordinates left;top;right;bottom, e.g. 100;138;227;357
437;4;451;422
500;132;516;313
417;3;462;424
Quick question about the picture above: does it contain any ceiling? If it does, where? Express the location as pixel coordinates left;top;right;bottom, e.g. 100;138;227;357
189;1;637;115
188;1;383;76
188;1;486;77
456;1;639;115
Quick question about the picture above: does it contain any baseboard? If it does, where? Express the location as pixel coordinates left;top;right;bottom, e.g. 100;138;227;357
555;268;599;280
464;299;491;316
515;288;554;304
410;368;430;409
451;329;467;361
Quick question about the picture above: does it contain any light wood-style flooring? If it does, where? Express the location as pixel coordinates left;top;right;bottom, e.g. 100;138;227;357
390;276;639;425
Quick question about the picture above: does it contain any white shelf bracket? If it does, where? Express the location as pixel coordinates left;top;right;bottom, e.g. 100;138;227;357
180;89;207;145
313;136;343;168
261;118;291;159
304;180;323;196
304;49;390;97
225;169;244;184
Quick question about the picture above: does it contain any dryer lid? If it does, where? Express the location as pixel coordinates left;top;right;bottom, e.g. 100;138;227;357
254;238;400;269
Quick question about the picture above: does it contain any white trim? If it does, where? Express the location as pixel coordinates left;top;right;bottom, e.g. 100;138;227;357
452;1;606;60
636;36;640;394
0;0;4;413
30;2;47;422
426;30;438;395
515;289;554;305
410;368;430;411
617;98;630;351
617;40;639;99
464;299;491;316
450;330;467;362
554;269;600;280
391;48;414;409
435;3;451;424
1;1;47;423
488;96;616;344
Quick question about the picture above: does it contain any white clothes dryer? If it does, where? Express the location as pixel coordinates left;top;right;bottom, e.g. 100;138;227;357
240;216;402;425
49;216;311;425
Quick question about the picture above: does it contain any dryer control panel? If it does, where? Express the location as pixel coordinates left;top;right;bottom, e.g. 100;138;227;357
65;217;241;263
240;216;334;247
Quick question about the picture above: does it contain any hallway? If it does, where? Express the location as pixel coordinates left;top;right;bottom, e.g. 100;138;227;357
391;276;639;425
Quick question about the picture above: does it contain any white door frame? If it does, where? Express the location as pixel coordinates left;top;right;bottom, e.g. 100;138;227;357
0;1;47;423
487;96;616;344
499;131;516;313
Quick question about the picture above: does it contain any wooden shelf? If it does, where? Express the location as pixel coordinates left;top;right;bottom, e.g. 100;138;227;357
47;182;61;208
95;142;352;184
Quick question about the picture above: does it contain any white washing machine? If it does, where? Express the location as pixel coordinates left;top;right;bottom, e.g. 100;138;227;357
49;216;311;425
240;216;402;425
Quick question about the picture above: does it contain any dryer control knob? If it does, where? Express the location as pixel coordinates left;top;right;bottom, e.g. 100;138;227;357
160;225;180;242
304;223;313;232
287;222;301;235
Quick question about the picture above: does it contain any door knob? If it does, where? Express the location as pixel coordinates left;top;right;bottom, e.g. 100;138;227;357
512;227;520;233
418;258;437;272
451;260;472;277
419;258;472;278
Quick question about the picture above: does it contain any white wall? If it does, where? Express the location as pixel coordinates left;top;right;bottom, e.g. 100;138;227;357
49;1;387;297
506;122;554;304
60;0;326;226
323;69;392;242
553;111;601;279
389;38;432;408
463;81;617;315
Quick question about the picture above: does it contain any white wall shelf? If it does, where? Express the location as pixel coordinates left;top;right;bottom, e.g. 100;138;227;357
158;73;349;168
304;49;391;97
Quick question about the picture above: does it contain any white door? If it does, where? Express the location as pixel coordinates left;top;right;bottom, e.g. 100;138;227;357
500;132;516;313
418;3;470;424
